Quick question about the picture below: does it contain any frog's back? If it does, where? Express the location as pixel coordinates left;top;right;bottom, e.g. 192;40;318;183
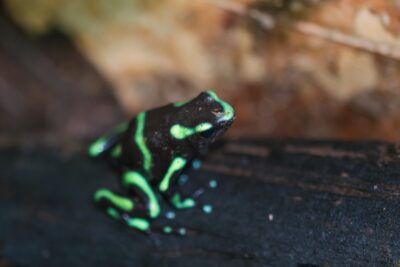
117;103;177;179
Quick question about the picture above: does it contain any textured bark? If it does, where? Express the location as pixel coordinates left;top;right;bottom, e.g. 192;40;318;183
1;139;400;266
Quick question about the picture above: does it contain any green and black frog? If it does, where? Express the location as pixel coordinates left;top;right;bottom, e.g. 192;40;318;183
88;90;235;235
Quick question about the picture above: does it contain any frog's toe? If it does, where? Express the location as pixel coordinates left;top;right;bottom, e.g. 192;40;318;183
120;214;151;233
201;204;213;214
152;225;189;236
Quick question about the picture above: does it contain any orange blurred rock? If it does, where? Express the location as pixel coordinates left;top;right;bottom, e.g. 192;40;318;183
3;0;400;142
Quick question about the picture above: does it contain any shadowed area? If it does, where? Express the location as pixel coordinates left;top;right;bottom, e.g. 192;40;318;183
1;139;400;266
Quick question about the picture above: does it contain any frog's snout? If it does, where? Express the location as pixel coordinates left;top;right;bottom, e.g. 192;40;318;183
225;110;235;120
216;111;235;124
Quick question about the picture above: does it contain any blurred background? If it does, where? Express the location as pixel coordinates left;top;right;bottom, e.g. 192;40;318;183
1;0;400;152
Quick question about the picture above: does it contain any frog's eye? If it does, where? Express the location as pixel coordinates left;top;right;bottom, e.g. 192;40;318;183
205;95;214;103
200;128;214;139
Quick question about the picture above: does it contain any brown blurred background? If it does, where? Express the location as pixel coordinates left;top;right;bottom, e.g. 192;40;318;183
1;0;400;151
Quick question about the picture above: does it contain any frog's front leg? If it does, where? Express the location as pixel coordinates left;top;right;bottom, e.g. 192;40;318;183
158;157;203;210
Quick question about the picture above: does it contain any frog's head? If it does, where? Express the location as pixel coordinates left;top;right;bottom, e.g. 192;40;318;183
170;90;235;150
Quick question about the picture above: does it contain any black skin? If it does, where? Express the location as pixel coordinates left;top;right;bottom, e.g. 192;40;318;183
91;91;235;234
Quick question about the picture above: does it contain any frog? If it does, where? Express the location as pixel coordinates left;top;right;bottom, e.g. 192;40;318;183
88;90;235;235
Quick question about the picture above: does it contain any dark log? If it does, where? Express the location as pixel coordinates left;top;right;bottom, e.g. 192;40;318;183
1;139;400;267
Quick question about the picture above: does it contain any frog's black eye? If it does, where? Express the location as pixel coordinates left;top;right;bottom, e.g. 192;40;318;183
205;96;214;103
200;128;214;139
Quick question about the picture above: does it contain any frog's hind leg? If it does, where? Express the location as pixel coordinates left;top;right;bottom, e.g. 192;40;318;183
121;171;161;219
155;157;195;209
120;171;194;236
94;189;151;233
158;160;216;214
88;122;129;158
94;189;190;236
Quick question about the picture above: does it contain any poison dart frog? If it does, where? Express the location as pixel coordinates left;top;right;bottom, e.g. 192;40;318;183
88;90;235;235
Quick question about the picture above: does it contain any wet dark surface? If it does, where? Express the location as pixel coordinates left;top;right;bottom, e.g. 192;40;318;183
1;139;400;267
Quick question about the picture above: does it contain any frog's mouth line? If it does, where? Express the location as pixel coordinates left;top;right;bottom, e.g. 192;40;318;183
216;112;235;124
220;115;235;129
212;118;235;141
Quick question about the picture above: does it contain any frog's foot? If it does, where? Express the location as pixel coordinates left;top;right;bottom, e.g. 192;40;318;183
94;189;151;234
162;190;213;216
177;172;218;196
118;213;189;236
168;192;197;209
164;176;218;214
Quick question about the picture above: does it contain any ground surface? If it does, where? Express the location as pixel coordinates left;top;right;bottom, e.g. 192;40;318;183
1;139;400;267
